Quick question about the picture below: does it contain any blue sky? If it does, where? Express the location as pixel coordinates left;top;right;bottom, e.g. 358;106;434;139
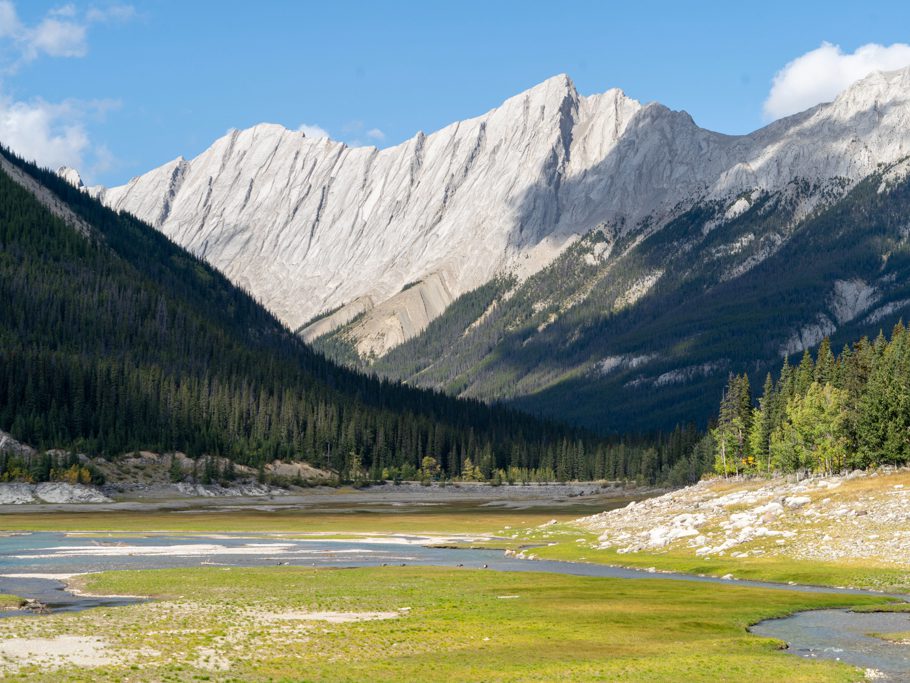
2;0;910;185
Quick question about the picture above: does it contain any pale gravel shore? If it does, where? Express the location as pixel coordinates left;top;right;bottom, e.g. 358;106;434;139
578;468;910;567
0;480;658;514
0;573;85;581
0;635;120;673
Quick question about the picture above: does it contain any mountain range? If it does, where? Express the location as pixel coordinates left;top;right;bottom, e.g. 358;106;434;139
64;67;910;432
3;146;640;483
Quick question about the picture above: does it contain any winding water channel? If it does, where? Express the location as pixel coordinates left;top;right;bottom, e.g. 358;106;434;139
1;532;909;678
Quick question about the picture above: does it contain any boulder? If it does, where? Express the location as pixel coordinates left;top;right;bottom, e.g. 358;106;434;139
784;496;811;509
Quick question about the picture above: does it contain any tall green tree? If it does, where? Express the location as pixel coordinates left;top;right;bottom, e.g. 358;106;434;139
857;323;910;466
712;373;752;476
770;382;848;475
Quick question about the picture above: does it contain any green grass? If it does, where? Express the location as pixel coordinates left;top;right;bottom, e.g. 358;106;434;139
0;506;583;535
871;631;910;643
4;504;907;591
853;603;910;613
0;566;892;682
505;525;910;593
0;594;24;610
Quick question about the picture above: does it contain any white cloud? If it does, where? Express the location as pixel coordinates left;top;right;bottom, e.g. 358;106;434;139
49;4;78;18
0;95;88;169
0;2;135;68
337;120;385;146
0;91;119;179
0;1;20;38
298;122;329;139
764;42;910;120
86;4;137;23
28;18;87;58
0;3;135;181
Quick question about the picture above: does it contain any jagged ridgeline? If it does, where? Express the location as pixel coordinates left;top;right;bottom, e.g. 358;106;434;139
0;147;688;482
86;68;910;436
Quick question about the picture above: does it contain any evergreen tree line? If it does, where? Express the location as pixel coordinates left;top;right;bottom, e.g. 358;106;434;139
0;148;698;484
711;325;910;476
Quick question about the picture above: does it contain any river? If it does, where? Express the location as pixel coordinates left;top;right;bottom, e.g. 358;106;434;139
1;532;908;679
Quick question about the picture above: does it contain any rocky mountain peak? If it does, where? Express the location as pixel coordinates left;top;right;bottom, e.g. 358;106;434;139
832;64;910;110
87;70;910;357
57;166;84;189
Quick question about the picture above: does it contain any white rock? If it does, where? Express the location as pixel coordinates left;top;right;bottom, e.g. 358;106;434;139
0;483;36;504
0;483;111;504
784;496;812;509
90;67;910;357
56;166;84;189
0;431;36;458
754;501;784;517
34;483;112;504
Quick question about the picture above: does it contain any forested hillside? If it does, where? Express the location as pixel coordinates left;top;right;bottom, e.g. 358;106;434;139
0;148;692;483
317;164;910;434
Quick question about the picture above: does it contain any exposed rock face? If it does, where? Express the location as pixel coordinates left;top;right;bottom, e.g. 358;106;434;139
88;68;910;356
172;482;286;498
326;272;456;357
0;484;36;505
0;483;112;504
829;279;878;325
0;431;35;459
56;166;84;189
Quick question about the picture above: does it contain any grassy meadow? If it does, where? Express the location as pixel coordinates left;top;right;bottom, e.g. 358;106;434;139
1;487;907;681
508;524;910;594
0;566;894;682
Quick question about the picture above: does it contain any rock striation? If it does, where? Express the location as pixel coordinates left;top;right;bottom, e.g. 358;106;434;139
87;68;910;355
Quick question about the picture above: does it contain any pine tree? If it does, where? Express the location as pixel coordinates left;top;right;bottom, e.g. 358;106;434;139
814;338;835;385
795;350;815;396
748;373;775;472
857;323;910;466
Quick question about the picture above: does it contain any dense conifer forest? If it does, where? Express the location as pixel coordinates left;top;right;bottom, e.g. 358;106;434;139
0;148;696;484
710;325;910;476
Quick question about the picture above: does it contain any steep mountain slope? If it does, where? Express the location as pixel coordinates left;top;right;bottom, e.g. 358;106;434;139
87;68;910;360
330;160;910;432
0;146;620;479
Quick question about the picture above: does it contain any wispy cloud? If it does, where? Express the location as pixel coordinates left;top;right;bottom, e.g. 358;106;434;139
86;4;137;24
764;42;910;120
49;4;78;18
26;17;88;59
0;2;138;68
298;122;330;139
340;120;386;147
296;121;386;147
0;1;20;39
0;2;135;180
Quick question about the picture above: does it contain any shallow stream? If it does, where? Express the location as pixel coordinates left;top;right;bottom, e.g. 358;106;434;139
1;532;908;678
